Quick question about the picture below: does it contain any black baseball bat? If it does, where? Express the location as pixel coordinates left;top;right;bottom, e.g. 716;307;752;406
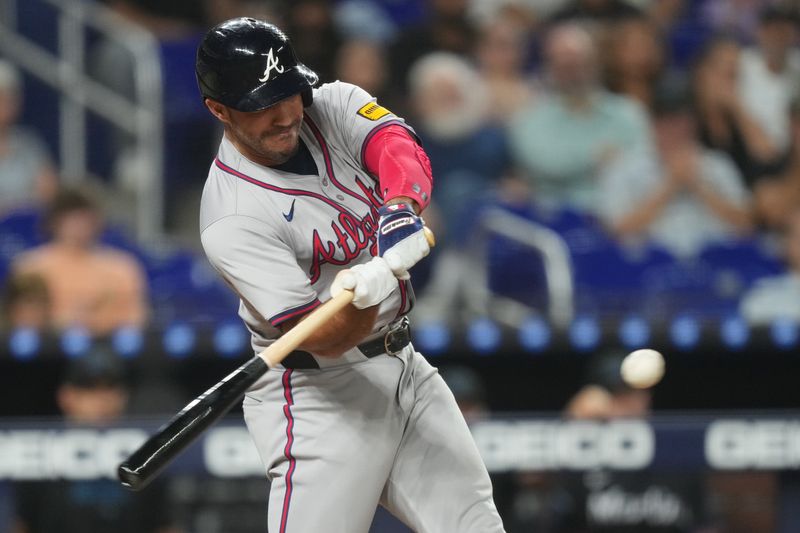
118;290;355;490
119;229;435;490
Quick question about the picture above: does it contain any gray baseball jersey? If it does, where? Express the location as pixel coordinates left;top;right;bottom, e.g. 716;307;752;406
200;81;505;532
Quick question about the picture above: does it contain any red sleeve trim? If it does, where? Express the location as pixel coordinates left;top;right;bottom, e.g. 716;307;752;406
362;124;433;211
269;298;322;327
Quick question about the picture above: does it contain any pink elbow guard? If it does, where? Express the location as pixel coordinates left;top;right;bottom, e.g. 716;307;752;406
363;125;433;211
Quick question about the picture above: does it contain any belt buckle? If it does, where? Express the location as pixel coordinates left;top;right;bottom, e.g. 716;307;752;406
383;317;409;356
383;328;400;356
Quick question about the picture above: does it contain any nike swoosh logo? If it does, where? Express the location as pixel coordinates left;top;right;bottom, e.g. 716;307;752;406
283;199;296;222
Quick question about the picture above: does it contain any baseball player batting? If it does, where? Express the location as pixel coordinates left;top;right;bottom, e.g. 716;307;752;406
196;18;505;533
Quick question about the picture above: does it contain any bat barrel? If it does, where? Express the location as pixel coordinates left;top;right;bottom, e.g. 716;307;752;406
118;355;269;490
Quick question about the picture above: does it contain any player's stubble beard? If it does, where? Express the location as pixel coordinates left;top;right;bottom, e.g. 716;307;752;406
257;123;302;165
228;119;302;167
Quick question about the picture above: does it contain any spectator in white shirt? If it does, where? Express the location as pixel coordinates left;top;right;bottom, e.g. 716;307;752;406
752;96;800;229
0;61;57;214
738;5;800;155
597;85;753;258
740;207;800;324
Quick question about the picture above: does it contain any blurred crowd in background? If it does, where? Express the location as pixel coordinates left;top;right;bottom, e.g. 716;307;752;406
4;0;800;337
2;1;800;532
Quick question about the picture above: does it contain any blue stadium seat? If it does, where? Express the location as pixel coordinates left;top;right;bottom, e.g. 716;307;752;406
145;249;239;325
699;239;785;287
159;35;219;222
0;209;45;248
479;203;776;320
0;210;45;285
640;258;723;318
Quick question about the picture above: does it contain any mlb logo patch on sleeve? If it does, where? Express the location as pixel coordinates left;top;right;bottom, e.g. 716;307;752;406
357;102;392;121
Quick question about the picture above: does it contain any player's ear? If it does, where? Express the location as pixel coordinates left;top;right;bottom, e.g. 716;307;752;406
205;98;231;124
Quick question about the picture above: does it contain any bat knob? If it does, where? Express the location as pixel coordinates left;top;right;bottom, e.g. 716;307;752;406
423;226;435;247
118;462;146;491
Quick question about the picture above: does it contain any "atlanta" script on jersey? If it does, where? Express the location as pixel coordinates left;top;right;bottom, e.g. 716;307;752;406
308;178;383;283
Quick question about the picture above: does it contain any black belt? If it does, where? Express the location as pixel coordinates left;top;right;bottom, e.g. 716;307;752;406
281;317;411;370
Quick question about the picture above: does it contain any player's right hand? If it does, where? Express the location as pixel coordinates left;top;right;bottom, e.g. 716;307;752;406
330;257;397;309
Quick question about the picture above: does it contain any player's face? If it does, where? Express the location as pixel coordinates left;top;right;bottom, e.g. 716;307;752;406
214;94;304;166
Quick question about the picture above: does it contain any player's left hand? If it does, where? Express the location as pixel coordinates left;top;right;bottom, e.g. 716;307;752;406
330;257;397;309
377;203;430;280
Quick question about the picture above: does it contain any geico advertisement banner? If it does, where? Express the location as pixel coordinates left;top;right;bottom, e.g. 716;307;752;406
0;418;798;480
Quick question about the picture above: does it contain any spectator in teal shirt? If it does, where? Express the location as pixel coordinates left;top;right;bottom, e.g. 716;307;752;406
508;23;653;211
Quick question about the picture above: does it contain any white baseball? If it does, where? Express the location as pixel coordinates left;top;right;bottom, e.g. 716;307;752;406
620;349;665;389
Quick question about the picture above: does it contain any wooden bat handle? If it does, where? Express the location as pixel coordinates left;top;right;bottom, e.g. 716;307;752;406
117;228;435;491
259;289;354;367
258;226;435;368
423;225;435;247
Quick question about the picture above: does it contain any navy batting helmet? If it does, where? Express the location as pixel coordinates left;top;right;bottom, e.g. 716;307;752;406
196;17;318;112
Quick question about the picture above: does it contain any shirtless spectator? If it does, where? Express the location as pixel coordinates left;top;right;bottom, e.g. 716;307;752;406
12;189;148;335
12;348;182;533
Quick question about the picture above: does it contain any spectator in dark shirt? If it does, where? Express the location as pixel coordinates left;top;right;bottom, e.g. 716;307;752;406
205;0;285;26
335;39;404;115
12;349;182;533
102;0;202;36
647;0;688;33
286;0;341;83
602;15;682;112
549;0;643;25
439;365;490;424
474;14;536;125
406;51;511;314
407;52;510;245
557;350;715;533
754;94;800;229
692;36;785;188
390;0;476;91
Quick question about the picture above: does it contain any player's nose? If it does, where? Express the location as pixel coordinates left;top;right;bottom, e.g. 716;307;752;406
269;95;303;127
